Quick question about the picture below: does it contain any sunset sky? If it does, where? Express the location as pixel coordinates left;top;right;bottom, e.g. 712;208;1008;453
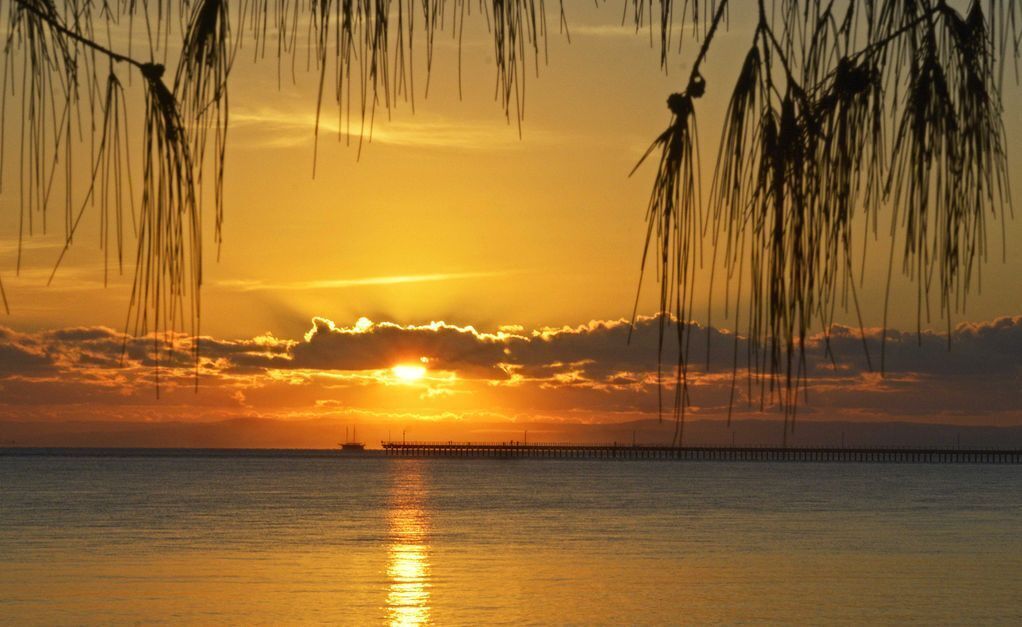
1;3;1020;446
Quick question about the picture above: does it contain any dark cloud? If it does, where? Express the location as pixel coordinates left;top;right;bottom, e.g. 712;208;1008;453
291;317;518;376
805;316;1022;376
0;328;53;375
0;314;1018;425
286;315;738;380
3;314;1021;385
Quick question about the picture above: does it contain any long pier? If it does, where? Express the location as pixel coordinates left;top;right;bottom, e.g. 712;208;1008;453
380;441;1022;464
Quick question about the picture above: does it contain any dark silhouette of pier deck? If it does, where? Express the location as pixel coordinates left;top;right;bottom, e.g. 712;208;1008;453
380;441;1022;464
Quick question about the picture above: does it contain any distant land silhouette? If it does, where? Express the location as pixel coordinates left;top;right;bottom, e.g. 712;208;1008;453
3;418;1020;451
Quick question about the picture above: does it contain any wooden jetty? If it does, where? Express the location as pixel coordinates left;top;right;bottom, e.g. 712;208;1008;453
380;441;1022;464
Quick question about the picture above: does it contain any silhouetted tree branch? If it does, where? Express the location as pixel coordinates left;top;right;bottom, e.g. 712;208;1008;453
0;1;1017;441
632;0;1016;444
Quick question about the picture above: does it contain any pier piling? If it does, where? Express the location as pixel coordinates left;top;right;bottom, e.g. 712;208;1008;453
378;442;1022;464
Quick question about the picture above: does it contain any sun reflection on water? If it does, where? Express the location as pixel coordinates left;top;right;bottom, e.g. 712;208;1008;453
386;462;431;626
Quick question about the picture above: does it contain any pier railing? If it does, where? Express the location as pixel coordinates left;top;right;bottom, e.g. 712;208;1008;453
379;442;1022;464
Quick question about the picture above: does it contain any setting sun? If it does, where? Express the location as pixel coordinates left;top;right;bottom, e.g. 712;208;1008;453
1;1;1021;625
392;363;427;382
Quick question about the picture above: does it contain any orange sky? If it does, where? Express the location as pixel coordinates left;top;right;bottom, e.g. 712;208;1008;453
0;2;1020;445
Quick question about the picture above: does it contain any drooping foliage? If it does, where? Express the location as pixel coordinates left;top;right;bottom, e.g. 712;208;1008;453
633;0;1016;444
0;1;1017;439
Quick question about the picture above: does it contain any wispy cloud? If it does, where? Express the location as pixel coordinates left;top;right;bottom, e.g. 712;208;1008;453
230;107;554;150
1;265;124;292
213;270;507;292
0;238;65;256
569;24;644;38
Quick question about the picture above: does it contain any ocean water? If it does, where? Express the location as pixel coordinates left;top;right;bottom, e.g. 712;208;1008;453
1;451;1020;625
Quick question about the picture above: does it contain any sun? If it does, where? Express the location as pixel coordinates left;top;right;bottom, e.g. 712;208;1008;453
391;363;427;382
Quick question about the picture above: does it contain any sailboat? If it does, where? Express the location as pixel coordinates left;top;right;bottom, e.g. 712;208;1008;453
339;426;366;453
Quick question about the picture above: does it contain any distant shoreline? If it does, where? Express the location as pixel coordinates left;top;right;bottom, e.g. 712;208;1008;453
4;417;1022;450
4;444;1021;464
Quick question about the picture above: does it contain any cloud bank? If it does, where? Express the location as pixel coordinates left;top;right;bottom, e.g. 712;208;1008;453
0;314;1019;430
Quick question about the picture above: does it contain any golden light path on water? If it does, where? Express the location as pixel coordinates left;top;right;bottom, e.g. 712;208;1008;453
386;462;432;626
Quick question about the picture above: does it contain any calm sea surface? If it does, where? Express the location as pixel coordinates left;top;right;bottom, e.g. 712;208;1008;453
1;450;1020;625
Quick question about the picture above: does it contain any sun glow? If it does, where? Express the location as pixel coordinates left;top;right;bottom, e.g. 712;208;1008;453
392;363;427;382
